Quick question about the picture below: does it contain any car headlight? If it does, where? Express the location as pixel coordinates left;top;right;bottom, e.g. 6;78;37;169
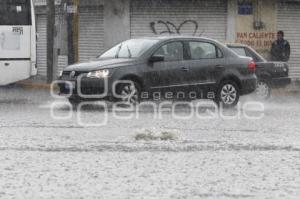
87;69;110;78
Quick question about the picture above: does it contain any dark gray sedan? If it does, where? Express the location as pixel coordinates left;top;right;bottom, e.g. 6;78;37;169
58;36;257;107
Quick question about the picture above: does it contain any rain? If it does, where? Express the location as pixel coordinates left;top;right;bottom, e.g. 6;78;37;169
1;0;300;198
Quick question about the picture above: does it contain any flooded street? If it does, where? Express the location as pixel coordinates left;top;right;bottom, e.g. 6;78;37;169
0;87;300;198
1;0;300;198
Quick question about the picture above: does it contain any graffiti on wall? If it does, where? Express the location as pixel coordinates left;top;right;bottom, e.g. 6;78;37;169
150;20;205;36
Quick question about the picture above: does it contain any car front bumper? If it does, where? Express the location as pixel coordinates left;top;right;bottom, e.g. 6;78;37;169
58;77;113;100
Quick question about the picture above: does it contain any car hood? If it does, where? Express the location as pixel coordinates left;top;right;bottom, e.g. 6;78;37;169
64;58;140;72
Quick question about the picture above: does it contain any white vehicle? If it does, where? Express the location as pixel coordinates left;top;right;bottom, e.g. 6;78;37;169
0;0;37;86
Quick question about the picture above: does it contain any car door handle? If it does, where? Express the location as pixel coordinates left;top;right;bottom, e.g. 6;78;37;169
181;66;189;71
4;63;10;66
215;65;224;69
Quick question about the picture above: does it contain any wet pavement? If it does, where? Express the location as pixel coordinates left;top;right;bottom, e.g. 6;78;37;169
0;86;300;199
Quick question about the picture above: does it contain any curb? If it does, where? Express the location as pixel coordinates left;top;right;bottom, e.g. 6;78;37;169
14;81;300;95
16;81;57;90
272;89;300;96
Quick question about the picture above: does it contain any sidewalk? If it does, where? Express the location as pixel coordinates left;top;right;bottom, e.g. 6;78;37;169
16;78;53;90
275;80;300;95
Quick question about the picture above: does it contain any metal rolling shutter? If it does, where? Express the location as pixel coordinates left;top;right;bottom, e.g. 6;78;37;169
277;1;300;80
79;6;104;62
130;0;227;41
36;15;47;76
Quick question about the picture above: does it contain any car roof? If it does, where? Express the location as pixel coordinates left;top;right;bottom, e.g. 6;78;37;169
137;36;240;58
225;43;248;47
135;36;220;42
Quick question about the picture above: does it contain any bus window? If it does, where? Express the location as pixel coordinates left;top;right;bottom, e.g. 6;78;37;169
0;0;31;25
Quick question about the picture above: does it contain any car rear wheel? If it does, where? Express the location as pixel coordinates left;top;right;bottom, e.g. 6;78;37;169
255;80;271;100
217;80;240;108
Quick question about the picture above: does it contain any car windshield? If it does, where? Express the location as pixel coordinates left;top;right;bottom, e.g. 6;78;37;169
99;39;159;59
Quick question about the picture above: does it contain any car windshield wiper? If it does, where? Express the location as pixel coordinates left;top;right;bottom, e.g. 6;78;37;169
115;43;123;58
127;45;132;58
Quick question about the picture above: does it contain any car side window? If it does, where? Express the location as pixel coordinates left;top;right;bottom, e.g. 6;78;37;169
230;47;247;57
153;42;183;62
189;42;219;59
217;48;223;58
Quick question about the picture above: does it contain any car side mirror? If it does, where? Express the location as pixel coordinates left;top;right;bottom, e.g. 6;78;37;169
149;55;164;63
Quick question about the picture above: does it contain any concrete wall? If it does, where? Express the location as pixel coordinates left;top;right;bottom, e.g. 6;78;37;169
103;0;130;49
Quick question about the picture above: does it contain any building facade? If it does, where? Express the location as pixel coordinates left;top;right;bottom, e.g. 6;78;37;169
33;0;300;81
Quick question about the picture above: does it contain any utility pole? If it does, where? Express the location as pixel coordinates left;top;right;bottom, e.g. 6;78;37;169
67;0;79;64
72;0;79;63
46;0;55;83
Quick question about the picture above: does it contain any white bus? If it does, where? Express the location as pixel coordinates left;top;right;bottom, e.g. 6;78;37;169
0;0;37;86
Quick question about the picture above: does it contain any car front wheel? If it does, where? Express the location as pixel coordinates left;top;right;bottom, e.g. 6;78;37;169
116;81;141;105
217;80;240;108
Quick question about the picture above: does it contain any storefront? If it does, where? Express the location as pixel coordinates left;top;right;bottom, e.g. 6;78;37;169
78;5;104;62
36;15;67;77
34;0;104;77
277;0;300;80
35;1;66;77
33;0;300;82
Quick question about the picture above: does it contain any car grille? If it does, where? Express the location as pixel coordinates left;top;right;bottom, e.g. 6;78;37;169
62;71;87;77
